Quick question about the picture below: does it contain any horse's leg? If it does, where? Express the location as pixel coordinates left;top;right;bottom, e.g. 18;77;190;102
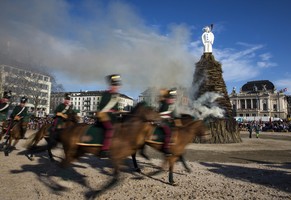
3;135;12;156
168;156;179;186
44;137;55;162
11;139;19;149
60;143;78;168
131;153;141;173
179;155;192;173
139;144;150;160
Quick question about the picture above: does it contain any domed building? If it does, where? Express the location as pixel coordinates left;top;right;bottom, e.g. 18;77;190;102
229;80;288;120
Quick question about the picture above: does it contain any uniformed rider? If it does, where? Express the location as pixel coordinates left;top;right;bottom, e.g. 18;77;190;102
10;96;29;139
51;93;73;132
159;88;178;156
0;91;12;124
97;74;121;158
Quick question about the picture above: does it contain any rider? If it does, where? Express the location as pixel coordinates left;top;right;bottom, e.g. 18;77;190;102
0;91;12;133
97;74;121;158
158;88;178;156
51;93;73;133
10;96;29;139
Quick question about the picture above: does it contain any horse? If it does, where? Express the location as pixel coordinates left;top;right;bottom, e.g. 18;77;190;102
38;102;161;197
25;111;80;161
24;123;53;160
0;119;25;156
133;114;208;185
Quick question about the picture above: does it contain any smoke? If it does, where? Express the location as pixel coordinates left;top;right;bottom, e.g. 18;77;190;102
0;0;198;97
176;91;225;120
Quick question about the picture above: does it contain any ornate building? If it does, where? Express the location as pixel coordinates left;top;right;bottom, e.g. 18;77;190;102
229;80;288;119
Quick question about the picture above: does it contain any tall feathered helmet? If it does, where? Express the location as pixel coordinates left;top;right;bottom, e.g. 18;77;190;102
107;74;121;86
3;90;12;99
20;96;28;103
64;93;71;100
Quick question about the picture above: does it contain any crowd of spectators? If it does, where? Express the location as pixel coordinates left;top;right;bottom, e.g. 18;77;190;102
238;120;291;132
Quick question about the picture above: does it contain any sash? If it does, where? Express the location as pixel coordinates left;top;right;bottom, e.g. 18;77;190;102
160;104;175;119
16;107;25;116
61;105;70;113
0;103;9;112
100;94;120;112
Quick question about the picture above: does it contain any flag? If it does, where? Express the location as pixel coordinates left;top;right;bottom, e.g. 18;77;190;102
283;88;288;92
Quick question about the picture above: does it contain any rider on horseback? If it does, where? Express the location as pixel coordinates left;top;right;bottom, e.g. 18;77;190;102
51;93;73;132
9;96;29;139
0;91;12;134
97;74;121;158
159;88;178;156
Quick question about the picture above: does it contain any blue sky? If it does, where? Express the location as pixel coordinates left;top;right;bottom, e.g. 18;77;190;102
0;0;290;99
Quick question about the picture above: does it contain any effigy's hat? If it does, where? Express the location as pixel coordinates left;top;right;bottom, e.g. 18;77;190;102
3;90;12;99
107;74;121;86
64;93;71;100
20;96;28;103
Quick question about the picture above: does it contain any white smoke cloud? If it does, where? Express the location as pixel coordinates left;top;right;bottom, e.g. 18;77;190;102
188;92;225;119
0;0;195;97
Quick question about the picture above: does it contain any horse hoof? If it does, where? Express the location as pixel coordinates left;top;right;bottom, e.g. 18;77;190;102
170;182;178;186
25;154;34;161
135;168;141;173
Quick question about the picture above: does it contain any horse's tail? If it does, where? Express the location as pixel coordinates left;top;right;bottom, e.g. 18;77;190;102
23;131;38;148
23;124;49;148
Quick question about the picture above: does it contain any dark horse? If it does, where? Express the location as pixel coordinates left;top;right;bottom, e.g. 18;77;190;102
0;119;25;156
133;115;208;185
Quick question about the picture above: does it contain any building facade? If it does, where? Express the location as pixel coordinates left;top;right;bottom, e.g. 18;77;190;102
50;91;134;117
0;64;51;116
229;80;288;120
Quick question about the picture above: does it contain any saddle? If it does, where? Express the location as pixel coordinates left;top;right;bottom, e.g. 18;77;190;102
76;124;105;146
145;123;178;145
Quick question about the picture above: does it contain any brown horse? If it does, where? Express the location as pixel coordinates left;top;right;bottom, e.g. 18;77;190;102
25;111;80;161
133;115;207;185
0;119;25;156
45;102;160;197
24;123;52;160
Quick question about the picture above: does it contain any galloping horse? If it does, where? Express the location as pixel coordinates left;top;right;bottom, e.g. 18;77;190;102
133;115;207;185
39;102;161;197
25;123;52;160
0;119;25;156
25;111;80;161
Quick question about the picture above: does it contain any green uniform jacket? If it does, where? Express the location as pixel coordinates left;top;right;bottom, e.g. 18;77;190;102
97;91;119;122
159;100;178;118
54;103;71;114
0;102;10;121
10;105;29;122
159;100;179;126
53;103;73;129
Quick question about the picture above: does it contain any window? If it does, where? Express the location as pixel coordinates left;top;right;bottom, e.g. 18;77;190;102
240;99;245;109
252;99;257;109
273;104;277;111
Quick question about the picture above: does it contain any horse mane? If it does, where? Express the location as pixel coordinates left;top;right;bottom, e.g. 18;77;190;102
130;101;149;114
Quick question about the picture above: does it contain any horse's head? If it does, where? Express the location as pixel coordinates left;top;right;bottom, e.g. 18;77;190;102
67;111;80;123
131;101;160;122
